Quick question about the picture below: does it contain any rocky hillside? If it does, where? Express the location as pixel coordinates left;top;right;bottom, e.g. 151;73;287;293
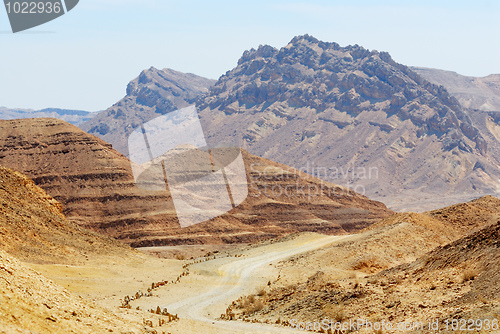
0;165;183;333
0;118;391;246
80;67;216;155
414;68;500;194
224;196;500;330
0;166;135;264
413;67;500;111
0;118;172;240
129;149;392;247
0;106;94;125
197;35;499;211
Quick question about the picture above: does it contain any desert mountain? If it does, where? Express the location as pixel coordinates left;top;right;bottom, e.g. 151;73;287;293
0;117;171;236
0;106;94;125
225;196;500;328
130;149;392;247
77;36;499;211
80;67;216;155
196;35;499;211
413;67;500;112
0;118;391;247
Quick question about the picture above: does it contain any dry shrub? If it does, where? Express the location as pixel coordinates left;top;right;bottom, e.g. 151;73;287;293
242;296;264;314
257;288;267;297
241;294;256;310
352;257;386;273
323;304;345;322
175;254;185;260
251;300;264;313
462;268;478;282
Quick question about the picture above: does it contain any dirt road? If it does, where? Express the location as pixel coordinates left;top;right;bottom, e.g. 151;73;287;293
136;233;351;334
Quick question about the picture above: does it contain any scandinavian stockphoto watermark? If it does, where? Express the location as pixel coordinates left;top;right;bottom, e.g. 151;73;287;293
127;106;248;228
289;318;499;332
249;162;378;200
126;105;378;227
3;0;79;33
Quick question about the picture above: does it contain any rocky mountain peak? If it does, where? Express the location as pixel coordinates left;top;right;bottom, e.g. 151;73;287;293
238;45;278;65
81;68;216;155
202;35;486;156
79;36;498;210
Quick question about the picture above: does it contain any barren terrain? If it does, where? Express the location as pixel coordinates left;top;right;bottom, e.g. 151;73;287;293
222;196;500;333
0;118;391;247
1;161;499;333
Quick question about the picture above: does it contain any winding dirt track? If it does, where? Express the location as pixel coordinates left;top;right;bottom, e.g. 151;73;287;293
162;234;350;333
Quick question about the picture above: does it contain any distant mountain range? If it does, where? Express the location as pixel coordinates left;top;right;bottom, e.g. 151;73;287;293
0;107;95;125
77;35;500;211
413;67;500;112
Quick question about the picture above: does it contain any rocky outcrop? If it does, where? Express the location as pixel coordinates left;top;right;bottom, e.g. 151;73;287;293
80;67;216;155
200;35;481;149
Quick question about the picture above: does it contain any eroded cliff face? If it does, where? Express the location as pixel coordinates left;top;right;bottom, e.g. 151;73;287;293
0;118;391;246
197;35;498;210
0;165;138;264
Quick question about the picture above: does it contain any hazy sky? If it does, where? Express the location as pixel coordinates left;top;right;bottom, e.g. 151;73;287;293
1;0;499;111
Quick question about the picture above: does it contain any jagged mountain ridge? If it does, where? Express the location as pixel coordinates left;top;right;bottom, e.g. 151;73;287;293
80;67;216;155
0;118;391;246
197;35;499;210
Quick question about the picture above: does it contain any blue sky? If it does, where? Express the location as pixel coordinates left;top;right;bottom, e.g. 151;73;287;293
1;0;499;111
